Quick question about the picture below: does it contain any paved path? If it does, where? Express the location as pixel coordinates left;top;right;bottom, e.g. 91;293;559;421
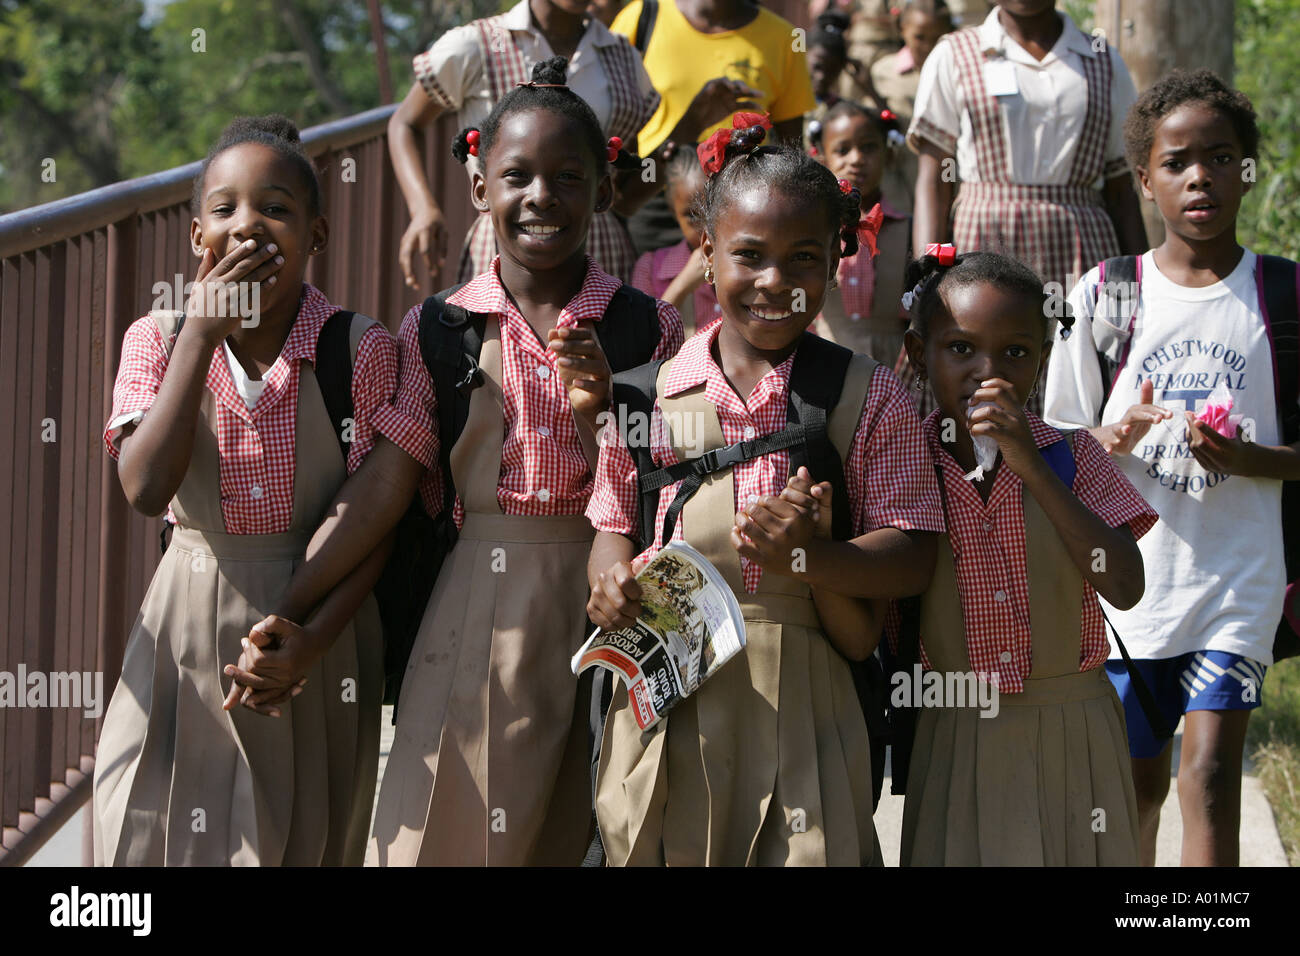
25;711;1287;866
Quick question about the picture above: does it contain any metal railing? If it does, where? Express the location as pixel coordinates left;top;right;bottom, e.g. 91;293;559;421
0;104;473;865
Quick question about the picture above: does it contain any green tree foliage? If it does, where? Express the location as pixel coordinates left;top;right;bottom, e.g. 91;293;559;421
0;0;503;213
1235;0;1300;259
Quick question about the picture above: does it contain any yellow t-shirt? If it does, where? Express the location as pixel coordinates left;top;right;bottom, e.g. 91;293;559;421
612;1;817;153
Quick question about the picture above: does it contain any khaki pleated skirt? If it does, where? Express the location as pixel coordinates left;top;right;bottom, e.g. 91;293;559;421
93;361;384;866
900;667;1139;866
368;512;596;866
597;594;878;867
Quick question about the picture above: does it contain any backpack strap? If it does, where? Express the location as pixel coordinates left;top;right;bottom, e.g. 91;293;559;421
787;334;857;541
416;284;483;524
594;283;663;374
633;0;659;54
610;358;669;553
314;309;381;462
1258;254;1300;445
1093;255;1141;404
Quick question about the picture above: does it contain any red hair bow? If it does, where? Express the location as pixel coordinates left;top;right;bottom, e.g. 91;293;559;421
696;112;773;175
924;242;957;265
857;203;884;258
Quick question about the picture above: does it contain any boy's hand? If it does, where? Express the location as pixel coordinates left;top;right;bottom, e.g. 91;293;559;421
221;615;322;717
968;378;1039;477
1185;412;1256;477
186;240;283;344
1095;380;1171;456
549;326;612;425
732;487;818;577
588;559;644;631
779;466;834;539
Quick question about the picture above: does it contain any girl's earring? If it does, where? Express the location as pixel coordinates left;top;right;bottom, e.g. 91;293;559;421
915;371;926;390
703;265;714;284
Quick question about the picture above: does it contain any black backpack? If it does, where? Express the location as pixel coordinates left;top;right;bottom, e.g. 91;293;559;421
318;284;665;715
1091;254;1299;662
583;334;892;865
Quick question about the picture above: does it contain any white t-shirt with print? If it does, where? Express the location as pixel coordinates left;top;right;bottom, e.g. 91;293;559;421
1044;248;1286;665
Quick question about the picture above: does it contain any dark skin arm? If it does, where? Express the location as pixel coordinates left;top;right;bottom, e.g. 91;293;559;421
222;531;395;715
1103;172;1149;256
388;80;450;290
1184;415;1300;481
116;242;283;514
587;531;643;630
766;468;887;661
912;141;954;255
969;378;1146;609
732;472;936;600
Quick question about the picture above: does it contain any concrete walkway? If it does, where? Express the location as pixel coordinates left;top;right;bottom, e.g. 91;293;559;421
25;710;1288;866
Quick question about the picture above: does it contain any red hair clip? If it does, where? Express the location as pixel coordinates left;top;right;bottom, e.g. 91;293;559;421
924;242;957;265
696;112;773;175
838;178;853;195
880;109;897;122
606;136;623;163
857;203;884;258
466;129;480;157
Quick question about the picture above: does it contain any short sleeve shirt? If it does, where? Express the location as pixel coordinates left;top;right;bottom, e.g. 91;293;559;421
104;284;399;534
908;8;1136;184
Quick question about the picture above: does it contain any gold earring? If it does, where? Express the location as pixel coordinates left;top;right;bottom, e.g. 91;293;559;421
703;265;714;284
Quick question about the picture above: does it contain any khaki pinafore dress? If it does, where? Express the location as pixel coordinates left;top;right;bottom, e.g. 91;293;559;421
596;355;881;866
368;321;596;866
900;466;1140;866
93;313;384;866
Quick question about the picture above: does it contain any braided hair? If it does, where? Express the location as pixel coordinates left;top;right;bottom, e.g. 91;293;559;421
903;250;1076;341
700;133;864;259
450;56;638;172
192;114;322;216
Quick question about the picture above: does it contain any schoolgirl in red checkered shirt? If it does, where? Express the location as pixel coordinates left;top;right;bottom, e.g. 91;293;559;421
586;129;945;866
896;248;1158;865
93;117;398;865
233;59;684;866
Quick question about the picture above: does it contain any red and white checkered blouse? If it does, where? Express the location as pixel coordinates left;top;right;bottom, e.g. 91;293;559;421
920;409;1158;691
630;239;722;334
104;284;399;535
372;256;684;525
586;323;946;593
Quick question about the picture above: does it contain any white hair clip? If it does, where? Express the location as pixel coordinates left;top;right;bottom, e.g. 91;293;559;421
900;280;925;311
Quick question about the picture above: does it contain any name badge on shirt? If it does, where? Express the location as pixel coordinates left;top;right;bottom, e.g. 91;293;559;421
984;59;1019;97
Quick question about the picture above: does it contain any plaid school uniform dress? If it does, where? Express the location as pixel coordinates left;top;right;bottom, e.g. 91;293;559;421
898;10;1131;416
415;5;659;284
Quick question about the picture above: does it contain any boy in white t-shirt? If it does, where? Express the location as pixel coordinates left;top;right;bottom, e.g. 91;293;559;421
1045;70;1300;867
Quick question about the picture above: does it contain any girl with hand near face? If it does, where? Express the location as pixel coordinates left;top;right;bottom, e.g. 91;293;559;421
239;58;683;866
898;249;1156;865
94;116;397;866
586;132;944;866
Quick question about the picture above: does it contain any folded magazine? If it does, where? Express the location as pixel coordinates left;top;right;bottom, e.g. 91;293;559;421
571;542;746;731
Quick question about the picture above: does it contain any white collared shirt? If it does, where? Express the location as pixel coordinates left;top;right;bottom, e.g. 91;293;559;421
413;0;656;137
908;7;1136;186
